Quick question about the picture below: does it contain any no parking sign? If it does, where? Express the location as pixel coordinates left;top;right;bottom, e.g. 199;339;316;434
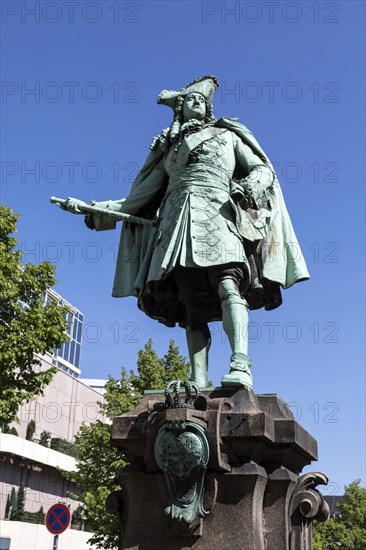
45;503;71;535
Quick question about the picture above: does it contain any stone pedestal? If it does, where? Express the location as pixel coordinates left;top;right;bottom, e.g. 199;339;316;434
108;388;329;550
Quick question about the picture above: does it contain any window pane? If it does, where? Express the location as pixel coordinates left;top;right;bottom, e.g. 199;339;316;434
75;343;81;369
77;321;82;343
72;318;78;340
69;340;75;366
63;341;70;362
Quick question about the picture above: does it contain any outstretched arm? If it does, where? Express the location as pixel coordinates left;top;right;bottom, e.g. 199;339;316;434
84;158;167;230
117;158;167;215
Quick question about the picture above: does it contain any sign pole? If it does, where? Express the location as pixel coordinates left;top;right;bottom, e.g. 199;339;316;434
53;534;59;550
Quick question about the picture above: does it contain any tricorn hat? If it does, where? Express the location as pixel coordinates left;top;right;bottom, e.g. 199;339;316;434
157;75;219;109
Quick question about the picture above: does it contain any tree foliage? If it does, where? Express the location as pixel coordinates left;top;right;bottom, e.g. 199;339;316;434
11;484;25;521
65;339;190;549
5;488;16;519
132;338;190;393
38;430;51;447
50;437;78;457
2;424;18;436
161;339;192;384
7;484;45;524
0;206;69;426
313;480;366;549
25;419;36;441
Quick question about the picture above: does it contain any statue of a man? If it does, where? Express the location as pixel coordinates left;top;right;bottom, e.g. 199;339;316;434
66;76;309;389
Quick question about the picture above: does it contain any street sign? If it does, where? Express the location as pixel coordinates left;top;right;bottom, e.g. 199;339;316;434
45;504;71;535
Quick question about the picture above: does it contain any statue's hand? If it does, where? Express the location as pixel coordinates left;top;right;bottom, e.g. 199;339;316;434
63;197;88;214
92;198;126;210
240;184;256;210
232;181;263;210
82;198;126;231
84;214;95;230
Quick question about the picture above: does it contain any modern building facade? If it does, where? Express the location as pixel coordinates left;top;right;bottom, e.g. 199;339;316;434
79;379;107;395
0;292;105;550
47;288;84;378
18;287;83;378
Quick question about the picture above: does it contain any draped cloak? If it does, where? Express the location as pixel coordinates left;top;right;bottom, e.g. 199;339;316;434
95;118;309;327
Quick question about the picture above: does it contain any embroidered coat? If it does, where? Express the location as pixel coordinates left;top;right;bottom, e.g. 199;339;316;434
92;118;309;326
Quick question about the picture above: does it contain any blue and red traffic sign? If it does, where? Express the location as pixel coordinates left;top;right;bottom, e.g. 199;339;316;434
45;504;71;535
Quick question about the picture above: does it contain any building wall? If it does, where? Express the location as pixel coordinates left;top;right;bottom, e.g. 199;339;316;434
2;291;108;548
11;356;105;442
0;435;78;518
3;357;106;526
46;288;84;377
79;379;107;395
0;521;96;550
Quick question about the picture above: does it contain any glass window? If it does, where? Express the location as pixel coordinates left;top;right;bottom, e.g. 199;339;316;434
69;340;75;366
75;343;81;369
67;314;73;335
57;343;64;358
63;341;70;362
77;321;82;343
72;319;78;340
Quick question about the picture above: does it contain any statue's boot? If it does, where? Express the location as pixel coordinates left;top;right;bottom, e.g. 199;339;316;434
186;326;211;390
217;278;253;389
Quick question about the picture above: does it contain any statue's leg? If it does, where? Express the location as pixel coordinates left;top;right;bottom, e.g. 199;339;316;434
216;277;253;389
185;321;211;389
174;267;210;389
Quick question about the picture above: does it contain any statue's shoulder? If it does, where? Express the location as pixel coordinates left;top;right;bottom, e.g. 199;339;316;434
215;117;254;136
216;117;274;172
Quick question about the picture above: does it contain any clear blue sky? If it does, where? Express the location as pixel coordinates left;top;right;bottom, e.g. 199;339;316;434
1;1;365;493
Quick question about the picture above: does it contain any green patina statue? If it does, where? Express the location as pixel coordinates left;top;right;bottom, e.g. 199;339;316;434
55;75;309;390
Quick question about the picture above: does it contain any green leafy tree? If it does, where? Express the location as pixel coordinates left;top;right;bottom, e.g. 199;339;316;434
65;339;190;549
66;413;127;548
4;494;11;519
12;484;25;521
313;480;366;549
71;505;84;529
0;206;69;426
25;419;36;441
34;505;45;524
102;368;140;419
7;487;17;519
132;338;190;393
38;430;51;447
50;437;78;457
133;338;165;392
1;424;18;436
23;506;46;524
161;339;190;384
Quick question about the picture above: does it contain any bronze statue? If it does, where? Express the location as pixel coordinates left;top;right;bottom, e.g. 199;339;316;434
54;75;309;389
